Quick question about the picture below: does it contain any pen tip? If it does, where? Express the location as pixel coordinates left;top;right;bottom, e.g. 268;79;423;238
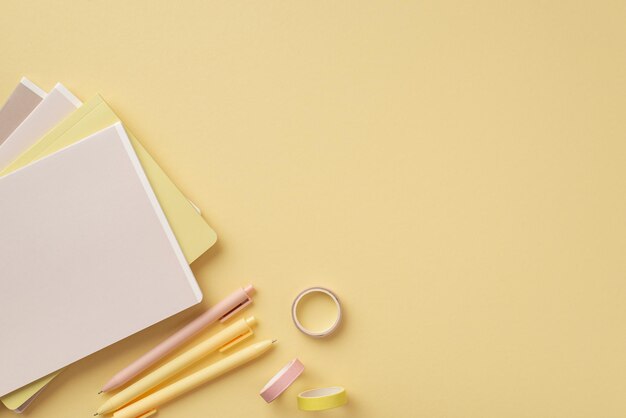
93;413;99;416
97;390;103;394
272;339;278;344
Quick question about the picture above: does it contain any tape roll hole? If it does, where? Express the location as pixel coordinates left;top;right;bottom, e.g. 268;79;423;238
292;288;341;337
300;387;343;398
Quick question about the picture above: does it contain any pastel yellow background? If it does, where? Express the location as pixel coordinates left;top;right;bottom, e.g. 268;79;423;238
1;1;625;417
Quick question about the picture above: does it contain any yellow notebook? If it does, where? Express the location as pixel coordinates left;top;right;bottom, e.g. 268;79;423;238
0;96;217;410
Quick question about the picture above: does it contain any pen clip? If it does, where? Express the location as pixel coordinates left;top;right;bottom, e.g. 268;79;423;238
218;329;254;352
219;298;252;322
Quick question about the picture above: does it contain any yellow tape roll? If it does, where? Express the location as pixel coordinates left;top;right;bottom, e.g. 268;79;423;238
297;386;347;411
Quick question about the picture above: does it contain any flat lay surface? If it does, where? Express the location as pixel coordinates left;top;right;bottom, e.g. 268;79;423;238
1;1;625;417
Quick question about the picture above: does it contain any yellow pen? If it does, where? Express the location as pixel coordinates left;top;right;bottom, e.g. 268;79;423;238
95;317;257;416
112;340;276;418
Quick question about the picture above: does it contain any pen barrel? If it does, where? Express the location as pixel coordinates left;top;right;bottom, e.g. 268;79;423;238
98;318;255;415
103;287;252;392
113;341;273;418
104;311;222;392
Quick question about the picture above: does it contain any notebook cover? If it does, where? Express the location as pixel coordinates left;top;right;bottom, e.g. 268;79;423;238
1;372;54;411
12;386;45;413
0;83;81;169
0;96;217;410
0;123;203;396
0;78;46;144
0;94;217;262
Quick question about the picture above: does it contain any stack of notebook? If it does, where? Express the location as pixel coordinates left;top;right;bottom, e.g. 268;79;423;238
0;78;218;413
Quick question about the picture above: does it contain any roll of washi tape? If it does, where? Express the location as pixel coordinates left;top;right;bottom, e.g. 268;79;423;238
291;287;342;337
297;387;348;411
260;358;305;402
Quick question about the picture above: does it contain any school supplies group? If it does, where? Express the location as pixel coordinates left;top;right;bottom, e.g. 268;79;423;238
0;78;219;413
0;77;346;417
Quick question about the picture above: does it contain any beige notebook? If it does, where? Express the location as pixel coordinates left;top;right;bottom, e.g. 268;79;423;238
0;83;81;169
0;123;203;396
0;77;46;145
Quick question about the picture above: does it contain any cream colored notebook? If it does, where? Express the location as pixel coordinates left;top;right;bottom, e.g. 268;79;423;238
0;123;203;396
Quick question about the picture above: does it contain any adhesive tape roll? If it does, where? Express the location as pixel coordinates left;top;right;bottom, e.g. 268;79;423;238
291;287;342;337
297;386;348;411
260;358;305;403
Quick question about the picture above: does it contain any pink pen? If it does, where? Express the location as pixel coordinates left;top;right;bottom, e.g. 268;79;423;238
99;284;255;393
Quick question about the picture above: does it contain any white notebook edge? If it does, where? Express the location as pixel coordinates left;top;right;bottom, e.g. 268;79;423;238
0;82;81;170
112;122;203;303
19;77;46;99
52;82;82;108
